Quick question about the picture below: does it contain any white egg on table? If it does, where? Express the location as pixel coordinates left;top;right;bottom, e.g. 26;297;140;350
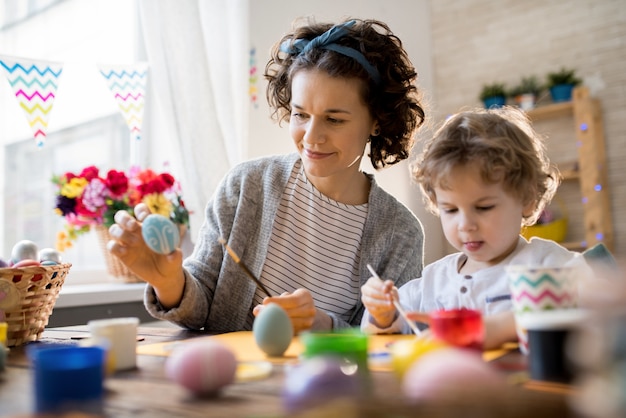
253;303;294;357
10;240;39;263
141;214;180;255
165;340;237;395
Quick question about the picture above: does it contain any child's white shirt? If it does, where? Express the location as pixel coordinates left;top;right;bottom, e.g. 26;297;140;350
361;236;592;334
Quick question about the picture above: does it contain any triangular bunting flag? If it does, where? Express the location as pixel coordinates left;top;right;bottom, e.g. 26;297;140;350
0;56;64;147
98;63;148;142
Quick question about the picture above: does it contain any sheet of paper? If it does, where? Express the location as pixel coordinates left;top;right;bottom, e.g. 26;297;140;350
136;331;515;371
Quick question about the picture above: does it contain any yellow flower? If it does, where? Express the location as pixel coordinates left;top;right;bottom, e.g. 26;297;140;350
143;193;173;217
61;177;88;198
55;230;73;252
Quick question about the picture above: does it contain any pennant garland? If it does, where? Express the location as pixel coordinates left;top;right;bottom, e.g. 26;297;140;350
0;56;64;147
98;63;148;142
249;47;258;108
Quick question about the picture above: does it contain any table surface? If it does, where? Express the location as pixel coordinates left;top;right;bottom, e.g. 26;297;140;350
1;326;571;418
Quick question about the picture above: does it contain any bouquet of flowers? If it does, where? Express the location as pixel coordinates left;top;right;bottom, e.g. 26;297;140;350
52;165;189;251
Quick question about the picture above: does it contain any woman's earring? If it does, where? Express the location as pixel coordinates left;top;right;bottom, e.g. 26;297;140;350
373;128;380;136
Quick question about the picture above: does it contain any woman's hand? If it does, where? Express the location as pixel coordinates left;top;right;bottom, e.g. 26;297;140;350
253;288;331;334
361;275;398;328
107;203;185;308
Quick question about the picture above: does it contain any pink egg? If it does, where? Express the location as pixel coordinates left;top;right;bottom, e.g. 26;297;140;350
402;348;505;402
12;259;42;268
166;340;237;395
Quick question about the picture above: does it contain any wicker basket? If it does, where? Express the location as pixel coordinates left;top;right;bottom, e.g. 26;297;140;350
0;263;71;346
94;225;142;283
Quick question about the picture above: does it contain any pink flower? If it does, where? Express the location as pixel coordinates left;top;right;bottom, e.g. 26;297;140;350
82;178;108;213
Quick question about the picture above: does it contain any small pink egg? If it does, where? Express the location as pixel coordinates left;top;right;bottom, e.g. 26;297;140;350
402;348;505;402
166;340;237;395
12;259;41;268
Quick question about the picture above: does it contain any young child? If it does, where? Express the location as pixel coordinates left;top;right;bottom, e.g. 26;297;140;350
361;106;591;349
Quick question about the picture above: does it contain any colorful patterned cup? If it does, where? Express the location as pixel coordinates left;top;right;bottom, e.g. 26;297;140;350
507;265;579;355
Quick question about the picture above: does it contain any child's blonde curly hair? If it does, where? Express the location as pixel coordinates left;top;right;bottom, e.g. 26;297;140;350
411;106;560;227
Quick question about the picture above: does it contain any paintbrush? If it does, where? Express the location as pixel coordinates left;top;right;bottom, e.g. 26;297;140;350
218;237;272;298
366;264;421;336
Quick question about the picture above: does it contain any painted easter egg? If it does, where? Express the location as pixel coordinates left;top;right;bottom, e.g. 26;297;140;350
0;279;21;310
165;340;237;395
10;240;39;263
141;214;180;255
12;259;42;268
282;356;364;414
253;303;294;357
402;347;505;402
38;248;62;264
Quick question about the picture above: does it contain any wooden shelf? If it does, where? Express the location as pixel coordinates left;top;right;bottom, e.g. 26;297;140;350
526;101;574;121
531;87;613;251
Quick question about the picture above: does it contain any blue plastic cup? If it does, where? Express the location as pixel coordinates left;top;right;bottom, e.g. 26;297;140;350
28;344;106;414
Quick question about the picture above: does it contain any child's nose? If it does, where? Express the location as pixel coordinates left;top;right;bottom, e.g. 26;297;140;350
458;212;477;231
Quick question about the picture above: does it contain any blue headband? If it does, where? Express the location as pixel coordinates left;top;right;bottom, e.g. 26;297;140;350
279;20;381;85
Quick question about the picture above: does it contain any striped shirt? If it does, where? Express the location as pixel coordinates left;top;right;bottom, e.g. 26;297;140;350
246;160;368;328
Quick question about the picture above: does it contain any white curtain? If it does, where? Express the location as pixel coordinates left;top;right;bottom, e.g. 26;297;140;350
138;0;249;241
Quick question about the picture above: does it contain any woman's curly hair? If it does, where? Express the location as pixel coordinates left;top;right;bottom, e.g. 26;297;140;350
411;106;560;226
265;18;425;170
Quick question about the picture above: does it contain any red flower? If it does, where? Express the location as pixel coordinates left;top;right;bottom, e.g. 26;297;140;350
136;172;175;197
63;172;77;182
79;166;100;181
160;173;175;188
105;170;129;197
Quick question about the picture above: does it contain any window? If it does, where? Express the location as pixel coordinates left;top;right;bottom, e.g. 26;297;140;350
0;0;141;284
4;114;130;282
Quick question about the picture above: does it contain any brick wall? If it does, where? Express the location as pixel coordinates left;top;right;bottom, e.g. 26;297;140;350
428;0;626;259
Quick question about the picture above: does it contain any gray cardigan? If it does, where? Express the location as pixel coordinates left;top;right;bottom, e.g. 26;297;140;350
145;153;424;332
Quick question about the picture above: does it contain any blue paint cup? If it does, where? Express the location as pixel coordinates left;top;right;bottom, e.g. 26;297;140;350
28;344;106;414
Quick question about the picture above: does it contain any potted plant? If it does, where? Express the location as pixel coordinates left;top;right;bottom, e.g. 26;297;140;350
509;75;543;110
546;67;582;102
479;83;507;108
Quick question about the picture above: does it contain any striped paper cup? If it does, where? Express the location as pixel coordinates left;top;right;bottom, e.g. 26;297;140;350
506;265;579;355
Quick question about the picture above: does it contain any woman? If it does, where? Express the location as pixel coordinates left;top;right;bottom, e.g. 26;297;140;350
108;18;426;333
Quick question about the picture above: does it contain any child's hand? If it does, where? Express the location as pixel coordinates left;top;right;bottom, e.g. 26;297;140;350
361;275;399;328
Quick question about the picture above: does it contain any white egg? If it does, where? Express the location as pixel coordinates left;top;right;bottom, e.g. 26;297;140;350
10;240;39;263
39;248;62;264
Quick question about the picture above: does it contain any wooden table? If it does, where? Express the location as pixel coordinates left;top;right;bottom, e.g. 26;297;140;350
1;326;570;417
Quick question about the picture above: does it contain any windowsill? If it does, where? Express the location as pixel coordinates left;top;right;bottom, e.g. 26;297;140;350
56;282;146;308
